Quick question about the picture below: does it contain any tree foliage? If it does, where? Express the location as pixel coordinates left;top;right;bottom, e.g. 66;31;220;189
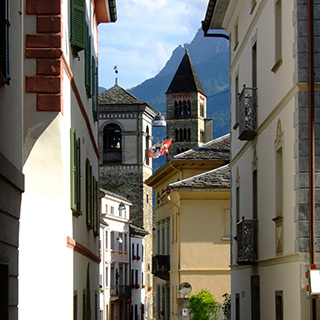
188;289;220;320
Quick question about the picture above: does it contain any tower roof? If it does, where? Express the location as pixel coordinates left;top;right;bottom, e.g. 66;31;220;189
99;84;145;105
166;49;206;96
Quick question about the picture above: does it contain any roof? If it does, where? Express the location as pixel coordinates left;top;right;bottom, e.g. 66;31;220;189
100;188;132;204
166;50;206;96
99;84;145;105
169;164;230;189
174;133;230;161
202;0;230;32
130;223;149;236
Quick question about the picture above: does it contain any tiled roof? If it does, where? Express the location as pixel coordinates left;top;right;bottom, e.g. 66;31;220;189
166;49;206;96
174;133;230;161
99;84;145;105
169;164;230;189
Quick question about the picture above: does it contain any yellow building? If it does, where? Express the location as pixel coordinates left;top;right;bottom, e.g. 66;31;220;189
146;134;231;320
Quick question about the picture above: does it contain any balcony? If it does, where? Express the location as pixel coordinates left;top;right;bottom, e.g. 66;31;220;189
152;255;170;281
238;87;257;140
237;218;258;264
112;285;131;299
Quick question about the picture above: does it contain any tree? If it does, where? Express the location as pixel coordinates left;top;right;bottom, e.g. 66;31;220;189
222;293;231;320
187;289;220;320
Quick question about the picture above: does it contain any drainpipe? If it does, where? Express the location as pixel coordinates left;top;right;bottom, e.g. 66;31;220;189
308;0;316;319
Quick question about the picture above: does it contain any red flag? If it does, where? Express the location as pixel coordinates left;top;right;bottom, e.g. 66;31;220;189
148;138;172;159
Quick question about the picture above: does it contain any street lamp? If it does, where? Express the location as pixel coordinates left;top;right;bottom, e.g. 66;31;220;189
152;112;166;127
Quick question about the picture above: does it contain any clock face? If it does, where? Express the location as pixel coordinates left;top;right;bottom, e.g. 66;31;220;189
178;282;192;296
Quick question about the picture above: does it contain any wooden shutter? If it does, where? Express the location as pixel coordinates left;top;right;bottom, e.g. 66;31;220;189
86;159;92;228
76;138;81;211
91;56;97;121
70;0;86;49
85;23;91;94
93;178;99;236
70;128;77;211
0;0;10;84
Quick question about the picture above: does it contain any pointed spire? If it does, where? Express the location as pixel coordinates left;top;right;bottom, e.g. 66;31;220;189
166;49;206;96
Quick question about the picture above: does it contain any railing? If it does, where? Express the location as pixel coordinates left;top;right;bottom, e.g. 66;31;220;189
103;150;122;163
112;285;131;299
237;218;258;264
152;255;170;281
238;86;257;140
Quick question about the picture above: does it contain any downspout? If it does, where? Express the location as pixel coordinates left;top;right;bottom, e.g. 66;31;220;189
308;0;316;319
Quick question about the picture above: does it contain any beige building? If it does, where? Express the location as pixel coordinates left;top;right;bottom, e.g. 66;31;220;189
203;0;320;319
146;134;231;320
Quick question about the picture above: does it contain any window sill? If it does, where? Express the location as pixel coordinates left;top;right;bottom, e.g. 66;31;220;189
271;59;283;73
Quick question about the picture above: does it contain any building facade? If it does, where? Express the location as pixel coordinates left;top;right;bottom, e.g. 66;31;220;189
99;84;157;319
203;0;320;319
18;1;116;319
0;1;24;319
146;134;231;320
166;50;212;158
100;190;131;320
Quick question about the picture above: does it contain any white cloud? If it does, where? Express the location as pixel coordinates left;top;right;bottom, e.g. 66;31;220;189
98;0;209;89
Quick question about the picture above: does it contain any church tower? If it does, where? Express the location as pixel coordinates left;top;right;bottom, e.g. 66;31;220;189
98;83;157;320
166;50;212;157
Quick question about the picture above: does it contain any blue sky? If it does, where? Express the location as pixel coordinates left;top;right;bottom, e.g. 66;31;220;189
97;0;209;90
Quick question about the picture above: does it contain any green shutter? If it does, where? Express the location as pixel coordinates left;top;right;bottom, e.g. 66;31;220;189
90;166;94;229
91;56;97;121
85;23;91;94
0;0;10;84
86;159;92;228
76;138;81;211
93;178;97;236
71;0;86;49
70;128;77;211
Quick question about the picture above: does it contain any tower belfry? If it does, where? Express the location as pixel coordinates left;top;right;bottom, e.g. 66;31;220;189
166;49;212;158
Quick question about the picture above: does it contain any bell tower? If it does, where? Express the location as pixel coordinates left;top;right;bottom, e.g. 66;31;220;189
166;50;212;157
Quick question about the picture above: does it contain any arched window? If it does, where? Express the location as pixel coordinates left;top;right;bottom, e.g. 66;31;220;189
178;101;182;116
187;100;191;115
103;124;122;163
174;101;178;116
175;129;179;142
183;128;187;141
182;100;187;115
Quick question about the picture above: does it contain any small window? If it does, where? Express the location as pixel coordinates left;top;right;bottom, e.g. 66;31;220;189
0;0;10;85
111;231;115;251
124;234;128;253
110;265;115;287
111;206;114;215
105;204;108;214
105;230;108;250
275;291;283;320
119;233;123;252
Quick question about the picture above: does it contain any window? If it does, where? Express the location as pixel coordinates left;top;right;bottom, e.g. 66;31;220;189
137;244;140;260
141;245;144;261
236;293;240;320
200;101;204;117
161;226;165;255
0;0;10;85
105;231;108;250
92;56;97;120
251;275;261;320
105;204;108;214
166;223;170;254
73;290;77;320
132;243;135;259
236;186;240;222
200;130;204;143
124;264;128;285
275;291;283;320
119;233;123;252
106;267;109;287
124;234;128;253
146;126;150;165
0;264;9;319
234;73;239;128
103;124;122;163
111;206;114;215
111;231;115;251
135;270;139;286
84;23;91;95
253;170;258;220
276;147;283;217
157;286;161;319
110;265;115;287
273;0;282;71
119;265;123;285
157;228;160;254
252;42;257;88
70;0;86;51
71;128;81;215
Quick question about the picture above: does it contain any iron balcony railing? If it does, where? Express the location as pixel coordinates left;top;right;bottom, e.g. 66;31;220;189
238;86;257;140
237;218;258;264
114;285;131;299
152;255;170;281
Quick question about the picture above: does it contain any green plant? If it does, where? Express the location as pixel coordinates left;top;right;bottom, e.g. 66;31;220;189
187;289;220;320
222;293;231;320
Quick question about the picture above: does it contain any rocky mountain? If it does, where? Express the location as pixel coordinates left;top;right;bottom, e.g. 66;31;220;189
128;28;230;141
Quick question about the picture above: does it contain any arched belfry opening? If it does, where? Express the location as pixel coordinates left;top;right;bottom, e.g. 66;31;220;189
103;123;122;163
